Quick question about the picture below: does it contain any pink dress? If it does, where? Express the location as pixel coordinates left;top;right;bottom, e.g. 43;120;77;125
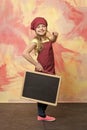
37;41;55;75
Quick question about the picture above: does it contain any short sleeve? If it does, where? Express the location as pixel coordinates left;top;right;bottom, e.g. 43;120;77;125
31;38;38;44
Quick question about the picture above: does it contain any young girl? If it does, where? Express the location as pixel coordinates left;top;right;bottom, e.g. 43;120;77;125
23;17;58;121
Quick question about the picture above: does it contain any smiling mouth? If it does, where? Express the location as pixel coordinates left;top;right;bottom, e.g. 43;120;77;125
38;30;45;33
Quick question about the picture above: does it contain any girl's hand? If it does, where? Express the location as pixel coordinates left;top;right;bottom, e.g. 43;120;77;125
46;31;58;42
51;32;58;42
52;32;58;37
35;62;44;72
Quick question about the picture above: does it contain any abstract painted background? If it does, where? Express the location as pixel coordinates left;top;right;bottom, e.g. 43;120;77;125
0;0;87;102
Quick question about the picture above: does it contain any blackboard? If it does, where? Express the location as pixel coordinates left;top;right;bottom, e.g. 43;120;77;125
22;71;61;106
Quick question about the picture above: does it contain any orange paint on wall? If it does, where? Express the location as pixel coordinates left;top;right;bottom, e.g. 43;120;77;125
0;0;87;102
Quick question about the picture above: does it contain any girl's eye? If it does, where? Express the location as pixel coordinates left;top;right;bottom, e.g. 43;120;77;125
42;25;46;28
37;25;46;28
37;26;40;29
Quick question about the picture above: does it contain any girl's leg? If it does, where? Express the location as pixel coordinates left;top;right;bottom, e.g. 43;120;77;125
37;103;56;121
37;103;48;117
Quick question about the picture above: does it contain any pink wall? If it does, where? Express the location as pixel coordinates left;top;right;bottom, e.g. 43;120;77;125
0;0;87;102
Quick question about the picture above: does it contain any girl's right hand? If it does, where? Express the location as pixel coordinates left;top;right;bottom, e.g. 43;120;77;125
35;62;44;72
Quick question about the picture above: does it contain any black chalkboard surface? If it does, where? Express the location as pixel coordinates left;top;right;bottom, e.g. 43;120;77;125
22;71;61;106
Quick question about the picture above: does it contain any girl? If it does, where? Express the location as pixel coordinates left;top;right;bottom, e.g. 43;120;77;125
23;17;58;121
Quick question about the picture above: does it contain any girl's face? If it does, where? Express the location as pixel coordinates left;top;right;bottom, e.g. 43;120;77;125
35;24;47;36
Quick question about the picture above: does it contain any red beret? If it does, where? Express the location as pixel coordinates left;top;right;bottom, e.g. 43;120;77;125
31;17;48;30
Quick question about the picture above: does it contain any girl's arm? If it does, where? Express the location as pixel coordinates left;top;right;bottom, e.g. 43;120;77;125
23;43;44;71
51;32;58;42
46;31;58;42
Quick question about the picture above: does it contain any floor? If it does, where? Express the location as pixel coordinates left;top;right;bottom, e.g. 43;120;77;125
0;103;87;130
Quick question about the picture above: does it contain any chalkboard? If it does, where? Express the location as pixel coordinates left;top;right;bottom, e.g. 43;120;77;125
22;71;61;106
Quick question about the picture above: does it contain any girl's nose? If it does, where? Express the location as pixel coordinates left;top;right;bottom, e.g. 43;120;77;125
40;26;43;29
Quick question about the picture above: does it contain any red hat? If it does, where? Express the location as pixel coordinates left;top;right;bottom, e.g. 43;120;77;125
31;17;48;30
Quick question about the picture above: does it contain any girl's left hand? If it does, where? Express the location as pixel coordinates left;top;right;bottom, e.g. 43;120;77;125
52;32;58;37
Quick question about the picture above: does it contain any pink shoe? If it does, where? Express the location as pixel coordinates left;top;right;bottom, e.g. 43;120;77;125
37;115;56;121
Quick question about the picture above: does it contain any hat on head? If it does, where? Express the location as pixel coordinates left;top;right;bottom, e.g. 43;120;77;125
31;17;48;30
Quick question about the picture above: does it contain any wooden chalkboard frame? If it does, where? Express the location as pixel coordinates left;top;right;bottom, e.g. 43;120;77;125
21;71;61;106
